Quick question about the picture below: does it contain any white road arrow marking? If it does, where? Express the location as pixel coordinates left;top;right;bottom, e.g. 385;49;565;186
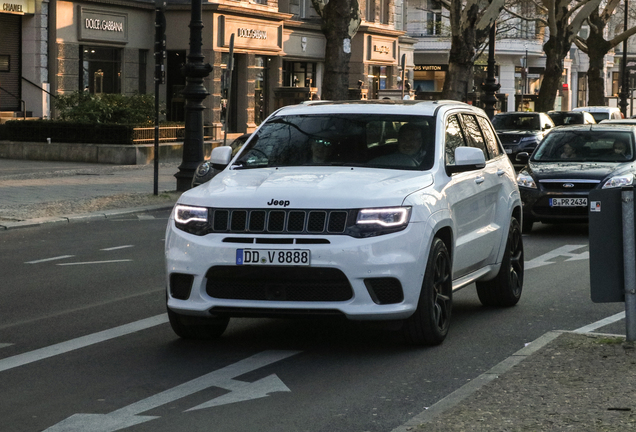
525;245;588;270
44;350;300;432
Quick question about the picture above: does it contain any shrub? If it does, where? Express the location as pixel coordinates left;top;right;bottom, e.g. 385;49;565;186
54;92;156;125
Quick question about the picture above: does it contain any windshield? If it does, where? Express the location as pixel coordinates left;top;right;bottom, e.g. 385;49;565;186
232;114;436;170
533;130;635;162
492;114;540;131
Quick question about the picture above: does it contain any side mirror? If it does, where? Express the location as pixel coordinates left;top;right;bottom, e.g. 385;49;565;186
516;152;530;164
446;147;486;175
210;146;233;169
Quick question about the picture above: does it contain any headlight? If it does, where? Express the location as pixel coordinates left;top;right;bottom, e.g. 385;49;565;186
603;174;634;189
516;172;537;189
357;207;410;227
195;162;211;178
174;205;209;235
346;207;412;237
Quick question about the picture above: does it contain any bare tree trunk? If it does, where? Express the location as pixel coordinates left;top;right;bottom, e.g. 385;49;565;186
312;0;361;100
587;14;613;106
441;0;481;101
536;29;573;112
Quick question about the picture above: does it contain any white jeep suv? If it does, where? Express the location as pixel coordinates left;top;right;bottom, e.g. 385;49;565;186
165;100;524;345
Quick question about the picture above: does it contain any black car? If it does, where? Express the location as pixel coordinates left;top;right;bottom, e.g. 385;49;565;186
491;112;555;165
516;125;635;232
547;110;596;126
191;133;252;187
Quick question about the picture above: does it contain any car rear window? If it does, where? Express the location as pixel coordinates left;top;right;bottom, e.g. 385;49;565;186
492;114;540;131
533;130;634;162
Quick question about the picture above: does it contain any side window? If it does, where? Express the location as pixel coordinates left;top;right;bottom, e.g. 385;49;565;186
445;114;467;166
477;116;502;158
460;114;489;160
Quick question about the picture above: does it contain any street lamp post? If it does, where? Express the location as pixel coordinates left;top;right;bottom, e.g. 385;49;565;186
175;0;213;191
620;0;629;117
482;22;500;119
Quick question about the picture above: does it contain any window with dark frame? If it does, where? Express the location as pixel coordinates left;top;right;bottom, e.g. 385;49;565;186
80;46;122;94
0;55;9;72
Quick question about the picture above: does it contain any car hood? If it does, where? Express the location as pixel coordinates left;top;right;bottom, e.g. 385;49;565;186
526;161;634;181
180;167;434;208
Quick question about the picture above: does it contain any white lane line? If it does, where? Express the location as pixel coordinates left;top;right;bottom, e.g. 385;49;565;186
0;314;168;373
574;311;626;333
100;245;134;251
0;343;14;349
25;255;74;264
57;260;133;266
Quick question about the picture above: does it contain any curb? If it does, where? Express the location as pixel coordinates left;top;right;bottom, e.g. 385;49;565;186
0;203;176;231
390;330;565;432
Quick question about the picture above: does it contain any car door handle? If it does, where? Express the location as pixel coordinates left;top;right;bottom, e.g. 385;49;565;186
475;176;485;184
497;169;506;176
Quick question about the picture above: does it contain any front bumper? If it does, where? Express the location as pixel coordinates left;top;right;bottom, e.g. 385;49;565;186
165;220;433;321
520;187;591;223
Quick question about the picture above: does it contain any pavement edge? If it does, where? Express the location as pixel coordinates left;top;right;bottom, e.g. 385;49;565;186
390;330;565;432
0;203;176;231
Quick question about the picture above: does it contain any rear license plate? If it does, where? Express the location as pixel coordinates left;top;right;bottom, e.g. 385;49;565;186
549;198;587;207
236;249;311;266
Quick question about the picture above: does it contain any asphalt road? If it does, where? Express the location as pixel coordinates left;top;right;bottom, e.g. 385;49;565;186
0;213;625;432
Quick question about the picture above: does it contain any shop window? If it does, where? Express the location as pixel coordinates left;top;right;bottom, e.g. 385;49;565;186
427;0;442;35
612;71;620;97
413;68;445;92
255;56;268;126
81;46;122;94
0;55;9;72
283;61;316;87
139;50;147;94
579;73;588;107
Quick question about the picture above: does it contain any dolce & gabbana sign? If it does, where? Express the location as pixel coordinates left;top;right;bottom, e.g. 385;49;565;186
78;8;128;44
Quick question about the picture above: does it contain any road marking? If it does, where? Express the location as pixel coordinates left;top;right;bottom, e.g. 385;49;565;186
574;311;626;333
57;260;133;266
0;343;13;349
100;245;134;251
525;245;588;270
0;314;167;373
44;350;300;432
25;255;74;264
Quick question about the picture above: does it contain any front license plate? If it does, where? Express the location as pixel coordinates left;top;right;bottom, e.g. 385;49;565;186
505;148;513;154
236;249;311;266
549;198;588;207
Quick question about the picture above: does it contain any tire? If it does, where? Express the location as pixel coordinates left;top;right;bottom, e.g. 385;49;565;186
522;216;533;233
476;217;524;307
403;237;452;346
167;308;230;340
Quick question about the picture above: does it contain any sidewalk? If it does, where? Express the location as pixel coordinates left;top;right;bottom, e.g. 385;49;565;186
0;159;181;229
1;158;633;431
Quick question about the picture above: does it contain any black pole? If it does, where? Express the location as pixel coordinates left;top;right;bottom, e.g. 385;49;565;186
154;0;166;195
175;0;212;191
223;34;234;147
482;22;500;119
620;0;629;117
